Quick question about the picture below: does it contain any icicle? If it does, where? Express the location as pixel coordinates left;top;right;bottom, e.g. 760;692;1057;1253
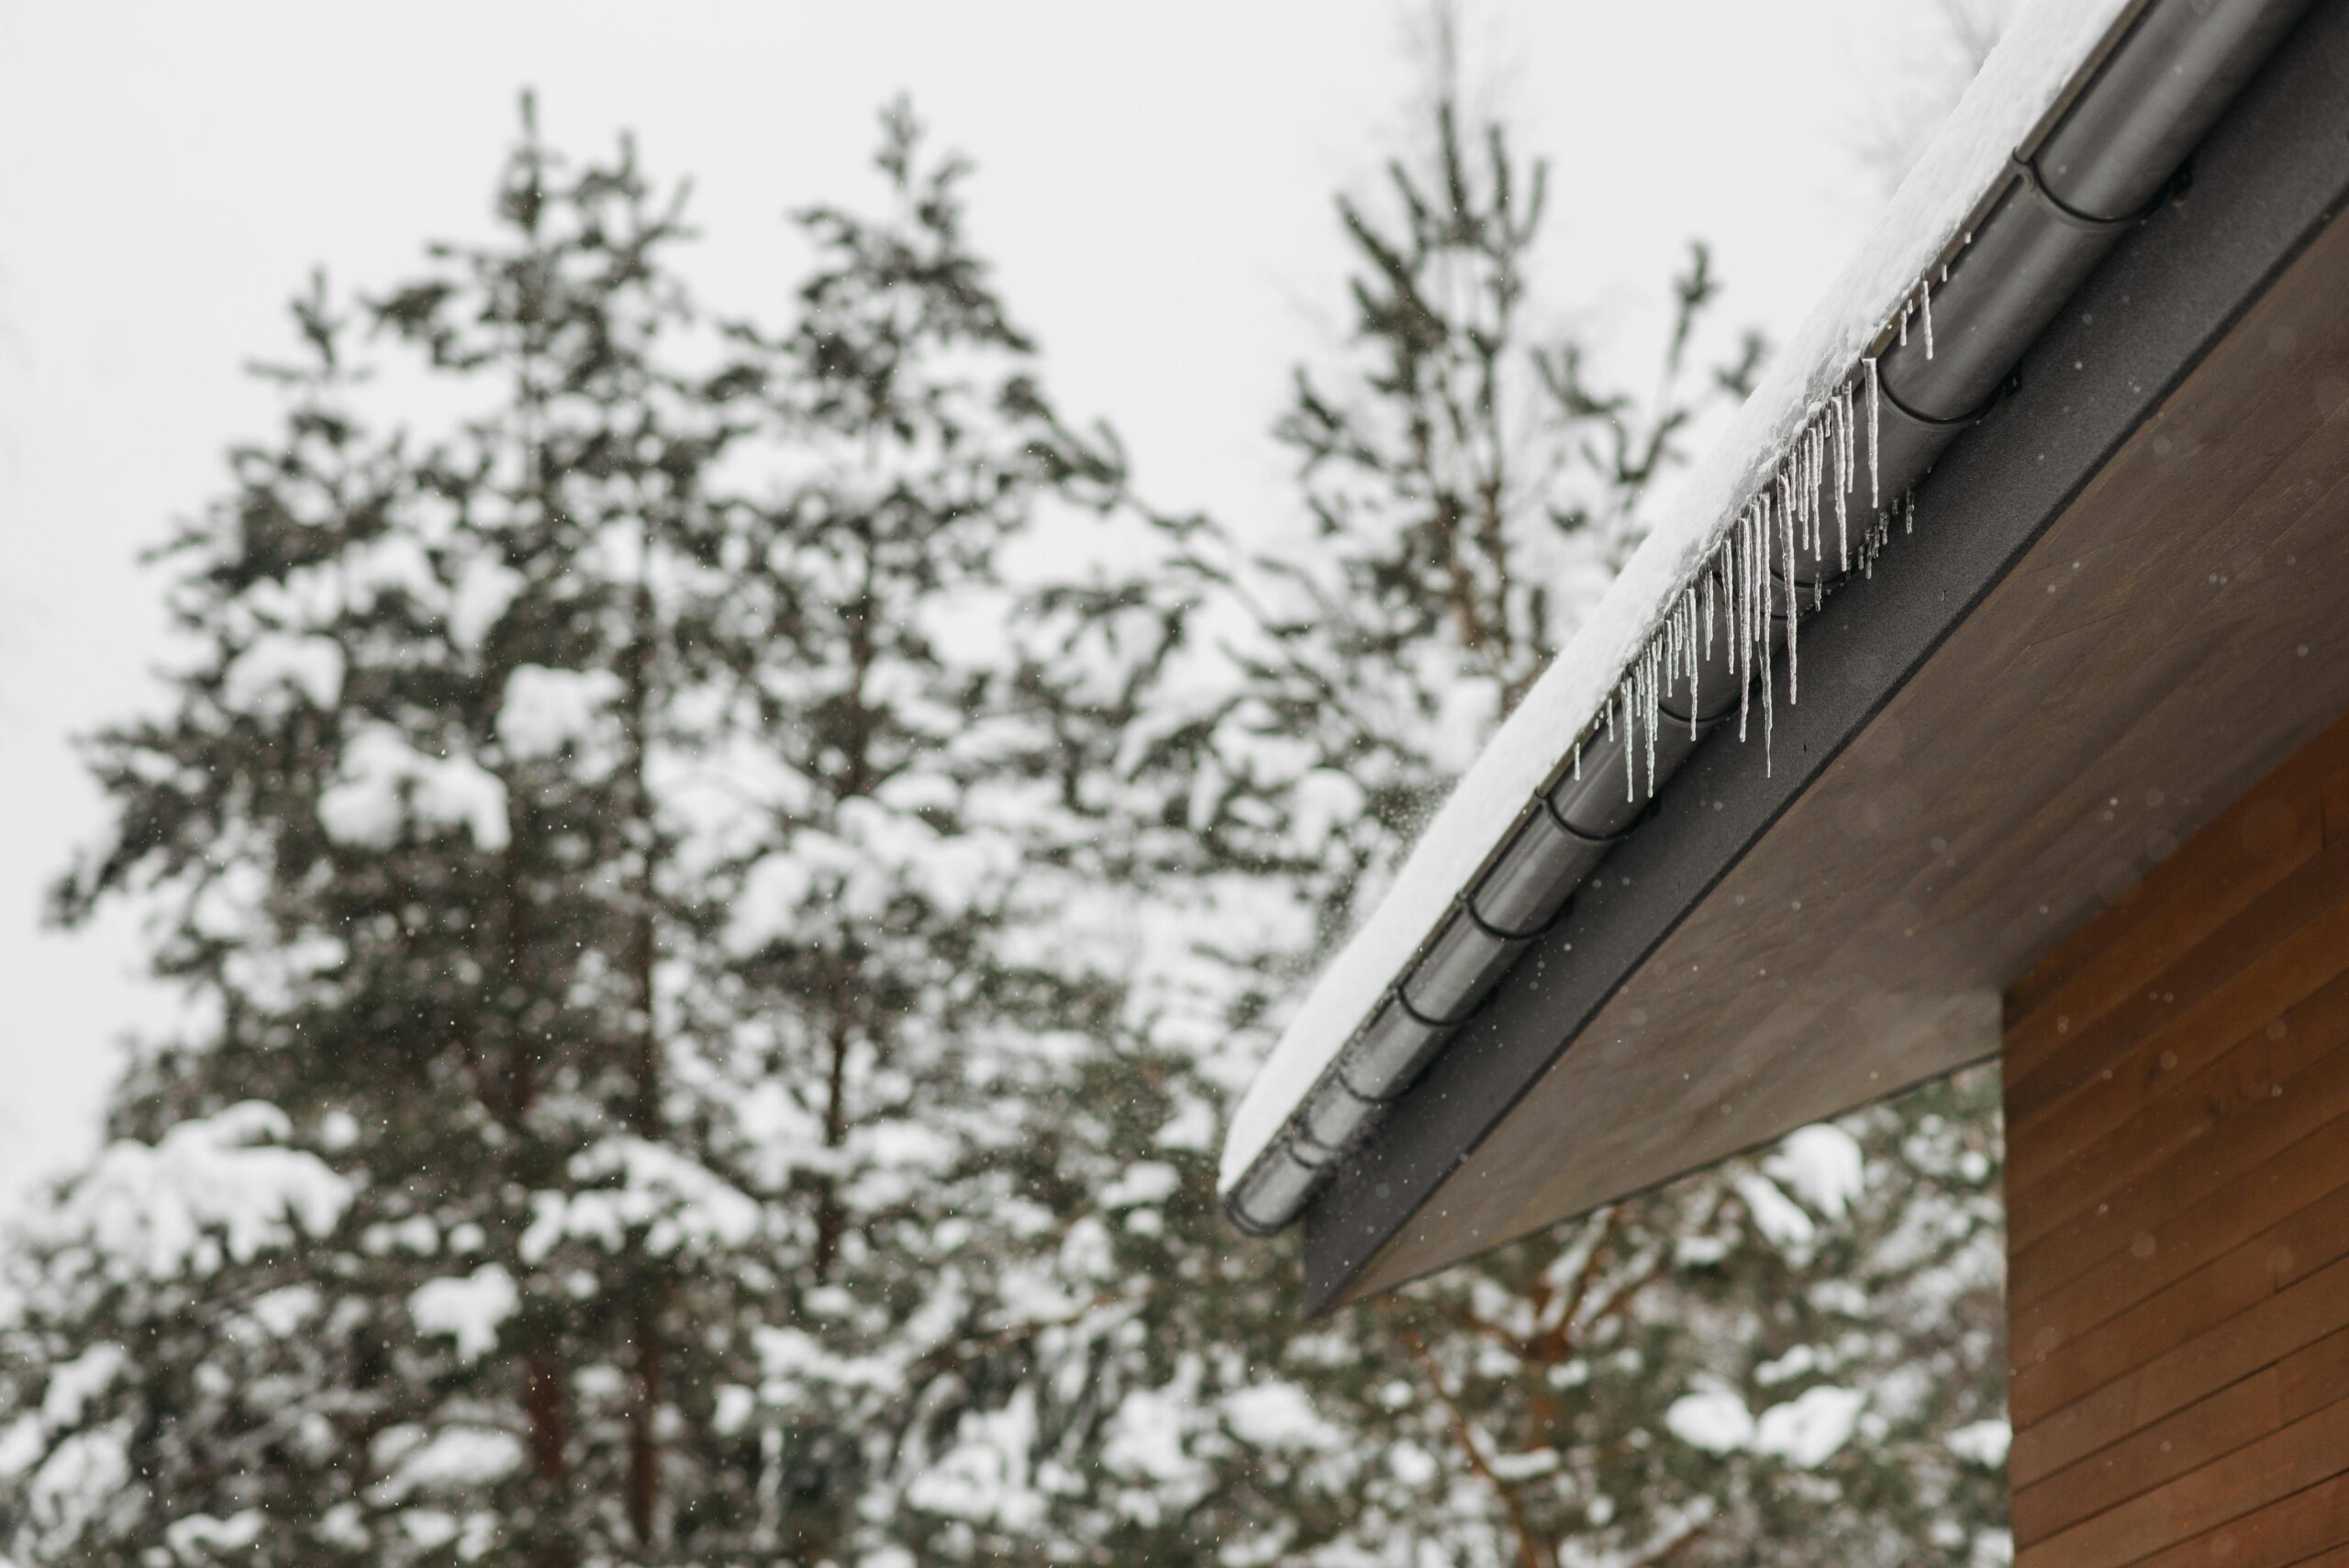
1809;431;1820;562
1643;641;1659;797
1898;302;1909;348
1759;495;1775;776
1685;587;1700;738
1673;595;1687;681
1662;615;1675;723
1710;547;1726;675
1905;490;1916;536
1810;424;1825;559
1729;511;1747;746
1920;279;1935;361
1798;431;1812;562
1701;566;1715;663
1752;499;1764;634
1738;509;1752;739
1831;387;1851;600
1810;416;1822;563
1781;475;1799;707
1733;517;1746;676
1797;440;1809;552
1813;424;1827;615
1634;650;1646;802
1623;681;1637;805
1842;385;1854;517
1865;356;1881;512
1723;536;1739;681
1818;422;1829;553
1834;386;1851;571
1807;424;1821;614
1644;641;1655;796
1842;384;1854;495
1573;740;1582;780
1833;384;1845;487
1792;432;1804;556
1652;636;1664;786
1813;424;1825;557
1766;469;1785;591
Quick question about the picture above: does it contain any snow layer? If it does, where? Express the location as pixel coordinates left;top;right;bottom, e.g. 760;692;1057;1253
1221;0;2134;1192
496;664;624;762
1755;1385;1866;1467
1767;1124;1865;1219
221;633;344;715
1221;1382;1344;1452
518;1137;763;1262
319;725;510;851
1664;1385;1753;1454
1664;1383;1865;1468
39;1102;352;1280
1946;1417;2012;1467
409;1265;519;1362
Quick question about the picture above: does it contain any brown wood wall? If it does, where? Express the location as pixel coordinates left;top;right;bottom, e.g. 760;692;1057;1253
2003;708;2349;1568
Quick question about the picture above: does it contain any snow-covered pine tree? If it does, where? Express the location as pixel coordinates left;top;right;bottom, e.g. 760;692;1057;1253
0;100;1194;1568
1163;94;2010;1568
3;104;779;1567
694;103;1229;1565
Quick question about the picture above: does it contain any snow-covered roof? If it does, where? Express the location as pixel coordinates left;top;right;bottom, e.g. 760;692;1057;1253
1219;0;2136;1196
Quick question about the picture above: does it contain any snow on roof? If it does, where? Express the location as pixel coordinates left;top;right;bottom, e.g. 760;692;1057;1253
1219;0;2135;1194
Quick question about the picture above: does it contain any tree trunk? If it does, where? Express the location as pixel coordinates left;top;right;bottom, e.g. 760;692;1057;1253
623;567;668;1550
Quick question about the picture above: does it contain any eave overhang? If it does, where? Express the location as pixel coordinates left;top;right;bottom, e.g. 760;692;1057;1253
1228;0;2349;1313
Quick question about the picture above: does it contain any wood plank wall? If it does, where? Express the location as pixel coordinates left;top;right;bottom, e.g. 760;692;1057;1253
2003;708;2349;1568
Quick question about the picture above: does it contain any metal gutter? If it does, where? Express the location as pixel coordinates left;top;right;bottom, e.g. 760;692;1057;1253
1228;0;2318;1238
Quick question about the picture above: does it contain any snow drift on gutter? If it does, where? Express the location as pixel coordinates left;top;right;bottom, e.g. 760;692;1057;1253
1220;0;2136;1193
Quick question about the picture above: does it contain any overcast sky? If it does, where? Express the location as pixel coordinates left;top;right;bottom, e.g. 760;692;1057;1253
0;0;1986;1208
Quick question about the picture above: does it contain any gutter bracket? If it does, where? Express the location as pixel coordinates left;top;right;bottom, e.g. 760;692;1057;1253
1880;366;2019;433
1466;893;1572;944
2016;150;2184;233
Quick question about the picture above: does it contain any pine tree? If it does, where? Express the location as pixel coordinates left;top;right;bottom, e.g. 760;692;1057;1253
2;100;770;1568
695;101;1208;1567
0;99;1190;1568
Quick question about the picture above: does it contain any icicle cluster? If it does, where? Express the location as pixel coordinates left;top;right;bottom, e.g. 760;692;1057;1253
1595;276;1942;800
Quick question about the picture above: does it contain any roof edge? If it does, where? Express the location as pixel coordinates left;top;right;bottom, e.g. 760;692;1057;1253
1222;0;2315;1230
1301;0;2349;1309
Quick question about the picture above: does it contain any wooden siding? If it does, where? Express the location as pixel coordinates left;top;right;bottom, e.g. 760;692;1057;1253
2005;708;2349;1567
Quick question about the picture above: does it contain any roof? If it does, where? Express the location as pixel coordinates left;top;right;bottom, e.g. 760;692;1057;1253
1220;0;2343;1304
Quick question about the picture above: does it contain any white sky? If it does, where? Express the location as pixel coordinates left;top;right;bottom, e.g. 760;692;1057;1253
0;0;1981;1208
